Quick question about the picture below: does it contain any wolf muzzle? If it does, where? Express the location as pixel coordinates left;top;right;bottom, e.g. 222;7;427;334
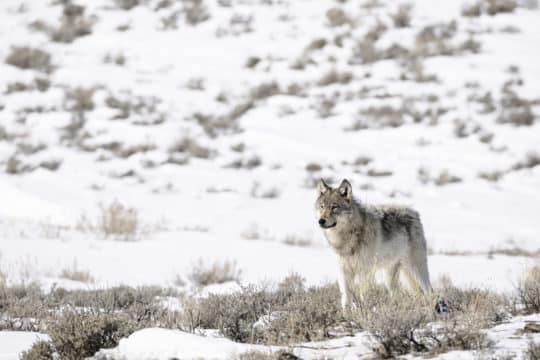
318;218;336;229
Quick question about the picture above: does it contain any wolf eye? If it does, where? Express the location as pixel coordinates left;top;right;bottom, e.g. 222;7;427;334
331;204;338;211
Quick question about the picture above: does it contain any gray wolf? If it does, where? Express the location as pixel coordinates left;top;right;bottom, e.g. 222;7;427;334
316;179;432;308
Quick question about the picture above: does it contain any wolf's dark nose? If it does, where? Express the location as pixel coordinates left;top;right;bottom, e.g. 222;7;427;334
318;218;326;226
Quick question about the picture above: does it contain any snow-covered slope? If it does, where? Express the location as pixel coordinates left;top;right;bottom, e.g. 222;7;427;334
0;0;539;358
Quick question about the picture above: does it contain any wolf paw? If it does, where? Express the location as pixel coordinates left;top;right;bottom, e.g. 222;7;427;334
435;298;450;314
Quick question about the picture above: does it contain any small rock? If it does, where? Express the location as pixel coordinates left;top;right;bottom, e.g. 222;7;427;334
524;322;540;333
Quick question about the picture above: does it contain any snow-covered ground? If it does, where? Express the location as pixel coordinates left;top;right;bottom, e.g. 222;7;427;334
0;332;49;360
0;0;539;358
95;314;540;359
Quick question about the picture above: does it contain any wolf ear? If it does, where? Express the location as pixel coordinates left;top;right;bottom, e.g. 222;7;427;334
317;179;331;196
338;179;352;200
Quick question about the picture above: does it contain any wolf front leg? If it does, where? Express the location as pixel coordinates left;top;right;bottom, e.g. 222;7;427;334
337;263;354;309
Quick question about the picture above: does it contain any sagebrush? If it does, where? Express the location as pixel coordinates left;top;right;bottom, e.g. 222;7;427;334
188;259;242;287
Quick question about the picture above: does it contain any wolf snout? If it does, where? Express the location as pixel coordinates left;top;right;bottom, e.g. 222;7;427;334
318;218;336;229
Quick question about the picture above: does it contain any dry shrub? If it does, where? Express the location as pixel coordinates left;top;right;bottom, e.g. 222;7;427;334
497;88;535;126
428;282;508;353
317;69;353;86
0;282;48;331
283;235;313;247
60;262;95;283
223;13;254;36
348;21;389;65
512;152;540;171
39;159;62;171
353;285;436;357
235;350;298;360
184;276;341;345
400;56;438;83
245;56;261;69
434;170;463;186
249;82;280;100
367;169;393;177
99;201;139;240
103;53;126;66
391;4;412;28
261;283;341;344
350;105;407;130
354;155;373;166
113;0;140;10
64;87;96;112
48;310;137;360
314;97;336;118
305;163;322;172
304;38;327;52
189;286;270;342
17;142;47;155
5;47;52;72
225;156;262;170
169;136;213;159
105;95;132;120
433;315;492;352
186;77;205;91
31;3;94;43
0;268;5;287
50;285;174;320
414;21;458;57
486;0;517;15
231;143;245;153
117;143;156;158
105;93;164;124
516;266;540;314
478;170;504;182
160;10;181;30
5;154;35;175
188;259;242;287
462;1;482;16
460;36;482;54
5;81;32;94
351;279;505;358
183;0;210;25
470;92;496;114
234;350;278;360
350;38;380;64
193;100;250;138
527;340;540;360
20;341;54;360
1;282;179;336
419;166;462;186
438;284;510;326
52;5;94;43
61;113;87;145
250;183;280;199
326;7;350;27
383;43;410;61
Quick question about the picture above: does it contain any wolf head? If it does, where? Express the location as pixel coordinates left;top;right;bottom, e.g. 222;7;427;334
315;179;354;229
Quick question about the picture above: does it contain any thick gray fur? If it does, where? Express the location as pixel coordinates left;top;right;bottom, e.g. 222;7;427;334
316;178;432;308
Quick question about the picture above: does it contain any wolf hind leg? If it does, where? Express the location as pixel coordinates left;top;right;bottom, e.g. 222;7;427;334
384;262;402;292
405;220;432;293
402;259;432;293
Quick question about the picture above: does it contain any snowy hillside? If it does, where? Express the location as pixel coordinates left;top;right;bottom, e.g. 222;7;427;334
0;0;539;358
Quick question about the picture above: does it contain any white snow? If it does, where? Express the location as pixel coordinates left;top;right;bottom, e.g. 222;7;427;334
0;332;49;360
0;0;539;358
97;328;279;360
